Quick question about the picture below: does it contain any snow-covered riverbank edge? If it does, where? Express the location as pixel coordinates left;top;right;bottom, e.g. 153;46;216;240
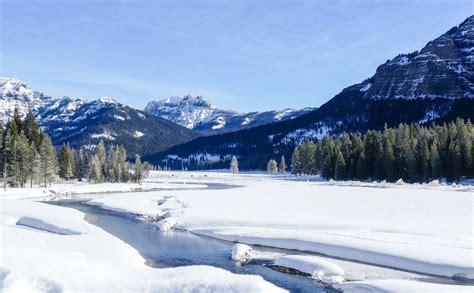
1;171;473;292
0;195;284;292
83;171;473;292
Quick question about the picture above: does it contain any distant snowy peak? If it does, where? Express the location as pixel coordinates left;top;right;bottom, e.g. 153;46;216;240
145;95;315;131
0;77;55;124
0;77;196;156
145;95;222;129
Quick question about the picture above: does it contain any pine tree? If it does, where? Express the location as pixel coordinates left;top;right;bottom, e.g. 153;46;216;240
12;108;22;133
28;142;39;187
23;111;39;144
89;155;101;183
118;145;128;182
300;140;316;175
420;140;430;182
39;135;57;187
334;151;347;180
430;140;442;179
447;141;462;181
230;156;239;175
321;138;336;179
17;133;31;187
267;159;278;175
356;151;367;180
279;155;287;175
134;153;143;183
59;144;74;180
405;141;418;183
143;162;151;180
291;147;302;175
2;130;13;190
383;135;396;182
96;140;106;180
373;137;385;181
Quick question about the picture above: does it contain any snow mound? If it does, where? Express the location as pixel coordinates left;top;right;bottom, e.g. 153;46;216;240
231;244;253;262
157;218;177;231
334;279;474;293
16;217;81;235
3;276;63;293
274;255;344;284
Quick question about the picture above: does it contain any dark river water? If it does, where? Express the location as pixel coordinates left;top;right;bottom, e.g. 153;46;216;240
50;194;336;293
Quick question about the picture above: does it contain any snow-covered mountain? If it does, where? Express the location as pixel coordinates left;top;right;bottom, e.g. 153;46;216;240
0;78;197;156
147;15;474;170
145;95;315;132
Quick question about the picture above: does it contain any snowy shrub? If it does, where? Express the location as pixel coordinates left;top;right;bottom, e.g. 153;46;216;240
427;180;440;186
395;178;405;185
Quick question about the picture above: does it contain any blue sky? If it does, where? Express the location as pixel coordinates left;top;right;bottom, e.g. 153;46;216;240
1;0;472;112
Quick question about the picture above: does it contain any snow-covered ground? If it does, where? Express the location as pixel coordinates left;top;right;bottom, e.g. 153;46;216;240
0;180;207;200
0;197;283;292
84;171;474;291
1;171;472;292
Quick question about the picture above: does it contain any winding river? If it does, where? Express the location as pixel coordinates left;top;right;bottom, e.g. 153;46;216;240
48;182;456;292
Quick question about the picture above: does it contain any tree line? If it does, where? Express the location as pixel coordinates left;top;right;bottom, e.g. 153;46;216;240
1;109;151;189
291;119;473;183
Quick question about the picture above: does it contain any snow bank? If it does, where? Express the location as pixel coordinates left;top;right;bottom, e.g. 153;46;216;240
231;244;253;262
88;172;474;281
334;279;473;293
274;255;344;284
0;180;207;200
0;199;285;292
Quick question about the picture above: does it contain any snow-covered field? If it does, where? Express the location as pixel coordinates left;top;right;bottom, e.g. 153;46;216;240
87;171;474;291
1;171;473;292
0;192;283;292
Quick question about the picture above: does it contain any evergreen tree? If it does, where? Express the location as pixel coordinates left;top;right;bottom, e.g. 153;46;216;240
267;159;278;175
3;131;13;189
28;142;39;187
291;147;302;175
334;151;347;180
230;156;239;175
134;153;143;183
447;141;462;181
23;111;39;144
405;142;418;183
118;145;128;182
321;137;336;179
300;140;316;174
419;140;430;182
356;151;367;180
59;144;74;180
279;155;287;175
430;140;442;179
12;108;22;133
143;162;152;180
96;140;106;180
89;155;101;183
383;135;397;182
39;135;57;187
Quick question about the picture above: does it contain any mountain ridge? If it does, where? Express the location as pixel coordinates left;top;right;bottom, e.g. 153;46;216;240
0;77;197;156
145;15;474;170
144;95;315;133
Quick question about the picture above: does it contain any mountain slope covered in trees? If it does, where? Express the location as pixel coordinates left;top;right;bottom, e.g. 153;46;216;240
146;16;474;170
291;119;473;183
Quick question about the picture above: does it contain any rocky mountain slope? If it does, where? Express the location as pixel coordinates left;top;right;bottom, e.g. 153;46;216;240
146;16;474;170
145;95;315;133
0;78;197;156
